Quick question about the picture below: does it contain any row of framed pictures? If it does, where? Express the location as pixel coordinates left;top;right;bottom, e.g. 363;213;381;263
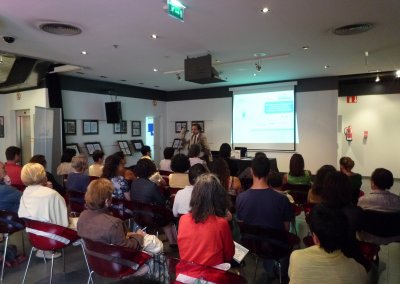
64;120;142;136
175;120;205;133
65;139;144;157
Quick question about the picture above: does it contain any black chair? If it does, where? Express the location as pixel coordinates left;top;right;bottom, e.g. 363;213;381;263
359;210;400;238
281;184;310;206
237;221;299;283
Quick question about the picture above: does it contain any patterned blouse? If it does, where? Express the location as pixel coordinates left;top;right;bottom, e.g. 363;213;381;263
111;176;129;200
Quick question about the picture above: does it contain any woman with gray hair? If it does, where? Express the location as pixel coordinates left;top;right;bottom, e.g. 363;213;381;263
66;154;90;192
18;163;69;259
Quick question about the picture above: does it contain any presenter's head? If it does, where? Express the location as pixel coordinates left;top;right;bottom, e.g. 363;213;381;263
191;123;201;135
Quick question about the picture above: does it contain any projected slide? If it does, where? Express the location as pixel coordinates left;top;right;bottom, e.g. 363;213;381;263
233;90;296;150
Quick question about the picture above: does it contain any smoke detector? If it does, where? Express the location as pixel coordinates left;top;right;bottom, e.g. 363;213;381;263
39;23;82;36
333;23;373;35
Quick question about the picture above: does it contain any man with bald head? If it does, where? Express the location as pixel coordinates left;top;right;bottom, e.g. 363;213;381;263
0;161;22;212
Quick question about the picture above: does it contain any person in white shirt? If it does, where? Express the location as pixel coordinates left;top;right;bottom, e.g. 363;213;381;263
188;144;208;170
159;147;175;172
172;164;208;217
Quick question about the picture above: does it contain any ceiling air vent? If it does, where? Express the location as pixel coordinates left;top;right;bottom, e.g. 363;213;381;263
333;23;373;36
39;23;82;36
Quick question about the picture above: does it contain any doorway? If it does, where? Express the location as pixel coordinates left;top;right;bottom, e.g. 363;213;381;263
16;109;31;165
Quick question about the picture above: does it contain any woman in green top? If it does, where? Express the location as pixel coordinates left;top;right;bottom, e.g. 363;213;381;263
339;156;362;205
283;153;312;185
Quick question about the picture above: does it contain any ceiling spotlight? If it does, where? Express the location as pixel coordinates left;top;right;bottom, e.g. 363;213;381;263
81;50;87;55
151;34;158;39
395;70;400;78
253;73;257;76
255;62;262;72
375;74;380;82
324;65;330;69
176;73;182;80
261;7;270;13
302;46;309;50
153;68;159;72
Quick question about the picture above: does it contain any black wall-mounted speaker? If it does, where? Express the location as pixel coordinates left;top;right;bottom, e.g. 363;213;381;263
105;101;122;124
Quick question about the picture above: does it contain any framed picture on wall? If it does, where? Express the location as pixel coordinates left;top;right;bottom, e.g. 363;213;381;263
117;140;132;156
85;142;103;155
131;139;144;151
0;116;4;138
172;138;182;149
83;120;99;135
191;121;205;132
65;143;80;154
131;121;141;137
64;119;76;135
175;121;187;133
114;120;127;134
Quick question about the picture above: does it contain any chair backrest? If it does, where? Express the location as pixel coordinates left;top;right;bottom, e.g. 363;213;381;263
0;210;25;234
131;200;174;231
23;218;79;251
110;198;135;221
237;221;298;260
67;190;86;215
83;238;151;279
360;210;400;237
281;184;310;205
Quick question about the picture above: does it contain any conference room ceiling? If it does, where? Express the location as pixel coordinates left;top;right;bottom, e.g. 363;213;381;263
0;0;399;92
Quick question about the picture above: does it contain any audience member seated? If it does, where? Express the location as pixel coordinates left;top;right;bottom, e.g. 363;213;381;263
113;151;136;183
66;154;90;193
321;171;369;271
238;151;267;179
211;158;242;196
236;154;294;279
0;161;22;212
102;154;130;200
4;146;23;187
268;172;294;204
283;153;312;185
289;204;367;284
56;148;76;176
357;168;400;244
219;143;239;176
130;159;177;247
178;173;234;267
172;164;208;217
140;145;152;160
18;163;70;259
30;154;65;196
88;150;104;177
159;147;174;172
340;157;362;205
188;144;208;169
307;165;336;204
169;154;190;188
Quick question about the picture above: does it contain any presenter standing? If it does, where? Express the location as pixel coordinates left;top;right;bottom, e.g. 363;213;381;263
180;123;211;162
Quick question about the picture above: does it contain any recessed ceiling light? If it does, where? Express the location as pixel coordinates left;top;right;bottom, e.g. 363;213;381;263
151;34;158;39
302;46;309;50
324;65;330;69
253;52;267;57
253;73;257;76
261;7;270;13
395;70;400;78
153;68;159;72
81;50;87;55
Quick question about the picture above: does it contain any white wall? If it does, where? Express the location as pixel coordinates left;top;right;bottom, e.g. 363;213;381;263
0;88;48;161
62;90;166;166
338;93;400;178
165;90;338;174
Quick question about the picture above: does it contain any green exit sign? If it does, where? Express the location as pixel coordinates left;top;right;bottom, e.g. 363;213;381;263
167;0;185;22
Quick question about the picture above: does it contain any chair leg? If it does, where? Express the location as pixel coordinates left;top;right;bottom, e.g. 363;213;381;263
21;231;25;256
22;247;34;284
1;234;9;281
253;256;259;283
80;242;92;283
49;252;55;284
87;270;94;284
277;261;282;284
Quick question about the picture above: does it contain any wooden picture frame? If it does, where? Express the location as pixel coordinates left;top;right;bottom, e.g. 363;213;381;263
131;121;141;137
83;120;99;135
85;142;103;156
65;143;80;154
0;116;4;138
64;119;77;135
131;139;144;151
191;120;205;133
117;140;132;156
114;120;127;134
175;121;188;133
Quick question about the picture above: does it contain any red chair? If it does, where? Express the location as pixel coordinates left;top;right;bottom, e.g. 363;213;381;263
83;238;152;281
22;218;90;284
168;257;247;283
237;221;299;284
67;190;86;216
0;210;25;281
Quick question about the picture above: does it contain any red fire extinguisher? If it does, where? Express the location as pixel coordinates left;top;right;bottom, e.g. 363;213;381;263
344;125;352;141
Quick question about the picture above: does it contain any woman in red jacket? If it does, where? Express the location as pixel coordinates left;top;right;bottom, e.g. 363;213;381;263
178;173;234;267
